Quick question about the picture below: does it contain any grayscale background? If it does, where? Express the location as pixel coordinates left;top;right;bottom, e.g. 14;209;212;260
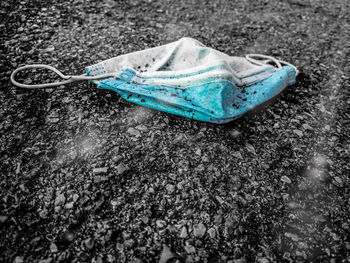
0;0;349;262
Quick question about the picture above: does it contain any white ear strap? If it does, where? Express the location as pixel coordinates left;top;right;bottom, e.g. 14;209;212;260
11;55;298;89
10;64;116;89
246;54;299;76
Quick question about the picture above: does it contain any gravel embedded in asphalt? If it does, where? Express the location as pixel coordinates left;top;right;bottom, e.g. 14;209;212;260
1;0;350;262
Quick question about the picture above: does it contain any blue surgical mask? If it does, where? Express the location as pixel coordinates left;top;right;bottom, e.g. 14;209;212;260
11;37;297;124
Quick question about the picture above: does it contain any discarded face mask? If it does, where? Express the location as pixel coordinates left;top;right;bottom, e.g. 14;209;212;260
11;37;298;124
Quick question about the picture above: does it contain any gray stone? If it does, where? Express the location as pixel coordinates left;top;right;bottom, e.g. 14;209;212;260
179;226;188;238
93;167;108;174
193;222;206;238
207;227;216;239
166;184;175;194
156;219;167;228
127;127;141;137
50;243;58;253
159;244;174;263
184;242;196;254
124;239;135;248
116;163;129;175
281;175;292;184
54;193;66;206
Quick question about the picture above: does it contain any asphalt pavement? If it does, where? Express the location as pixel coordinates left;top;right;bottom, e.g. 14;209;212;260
0;0;349;262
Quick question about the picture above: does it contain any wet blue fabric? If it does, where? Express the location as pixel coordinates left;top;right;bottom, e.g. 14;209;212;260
97;65;296;124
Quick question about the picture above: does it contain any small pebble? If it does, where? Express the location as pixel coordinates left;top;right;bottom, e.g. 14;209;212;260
38;259;52;263
45;46;55;52
302;123;313;130
193;222;207;238
116;163;129;175
14;256;24;263
184;242;196;254
246;143;256;155
65;202;74;209
281;176;292;184
156;219;167;228
55;193;66;206
166;184;175;194
159;245;174;263
141;216;149;224
230;129;241;138
258;258;269;263
136;124;148;131
232;151;243;159
207;227;216;239
124;239;135;248
127;127;141;137
293;129;303;137
50;243;58;253
179;226;188;238
84;238;94;249
116;242;124;251
93;167;108;174
72;194;79;202
107;254;116;262
65;231;75;242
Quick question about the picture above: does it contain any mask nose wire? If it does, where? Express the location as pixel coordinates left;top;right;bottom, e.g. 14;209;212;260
10;64;116;89
245;54;299;76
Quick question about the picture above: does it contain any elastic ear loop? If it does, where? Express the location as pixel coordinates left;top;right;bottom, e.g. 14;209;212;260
245;54;299;76
10;64;116;89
